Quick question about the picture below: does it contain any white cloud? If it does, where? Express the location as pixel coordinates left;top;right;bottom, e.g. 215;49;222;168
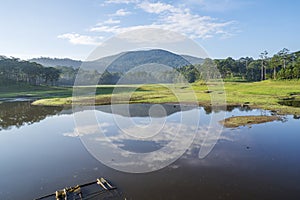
90;25;122;33
103;18;121;25
115;28;187;44
111;9;131;16
60;1;237;45
160;11;235;39
57;33;104;45
91;1;235;40
138;1;177;14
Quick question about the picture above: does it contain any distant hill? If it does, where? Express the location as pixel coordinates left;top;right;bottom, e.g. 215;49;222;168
106;49;191;72
30;50;204;73
83;49;203;73
29;57;82;68
180;55;204;65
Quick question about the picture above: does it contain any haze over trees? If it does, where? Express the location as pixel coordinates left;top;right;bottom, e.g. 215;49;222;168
29;57;82;69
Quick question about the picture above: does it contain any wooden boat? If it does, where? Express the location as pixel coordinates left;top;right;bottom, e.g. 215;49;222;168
34;177;124;200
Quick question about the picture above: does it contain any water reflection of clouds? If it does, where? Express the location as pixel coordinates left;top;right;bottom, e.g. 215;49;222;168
66;120;191;172
63;122;112;137
185;127;235;157
64;104;233;173
63;117;234;173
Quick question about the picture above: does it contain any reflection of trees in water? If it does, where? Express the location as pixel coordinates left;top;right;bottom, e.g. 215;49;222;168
203;105;252;114
96;104;195;117
97;104;252;117
294;115;300;120
0;102;63;130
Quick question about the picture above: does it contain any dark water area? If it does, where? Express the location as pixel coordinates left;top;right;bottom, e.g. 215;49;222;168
0;102;300;199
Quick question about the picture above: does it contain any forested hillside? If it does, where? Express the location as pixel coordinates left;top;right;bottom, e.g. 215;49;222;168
0;56;61;86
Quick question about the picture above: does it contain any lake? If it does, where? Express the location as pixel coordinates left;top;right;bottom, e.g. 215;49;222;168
0;101;299;200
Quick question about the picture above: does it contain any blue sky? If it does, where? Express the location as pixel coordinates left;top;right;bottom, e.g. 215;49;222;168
0;0;299;60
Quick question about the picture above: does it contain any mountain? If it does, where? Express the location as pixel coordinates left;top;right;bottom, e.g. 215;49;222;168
84;49;203;73
29;57;82;68
180;55;204;65
29;50;204;72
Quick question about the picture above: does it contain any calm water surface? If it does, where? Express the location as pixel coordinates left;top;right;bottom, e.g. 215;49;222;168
0;102;299;200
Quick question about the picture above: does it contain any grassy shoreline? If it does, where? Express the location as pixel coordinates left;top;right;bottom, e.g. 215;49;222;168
220;115;281;128
3;80;300;115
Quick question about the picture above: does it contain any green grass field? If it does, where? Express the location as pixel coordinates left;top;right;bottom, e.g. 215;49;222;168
222;80;300;114
5;80;300;115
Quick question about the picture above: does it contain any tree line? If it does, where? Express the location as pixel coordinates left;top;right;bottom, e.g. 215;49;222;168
0;56;61;86
178;48;300;83
214;48;300;81
0;56;122;87
1;48;300;87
